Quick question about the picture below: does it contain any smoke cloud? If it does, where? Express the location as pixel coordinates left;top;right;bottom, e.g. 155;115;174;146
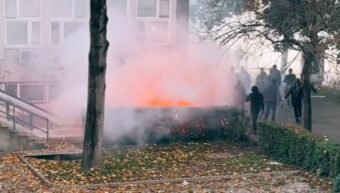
40;3;242;144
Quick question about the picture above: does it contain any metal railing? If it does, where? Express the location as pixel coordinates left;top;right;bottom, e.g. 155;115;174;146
0;90;62;142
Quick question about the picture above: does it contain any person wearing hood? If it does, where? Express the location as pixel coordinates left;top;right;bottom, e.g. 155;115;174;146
246;86;264;133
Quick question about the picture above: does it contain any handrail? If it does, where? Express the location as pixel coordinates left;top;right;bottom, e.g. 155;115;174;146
0;90;63;142
0;90;61;126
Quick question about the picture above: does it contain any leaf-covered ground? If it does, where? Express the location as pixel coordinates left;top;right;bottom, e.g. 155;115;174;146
28;142;295;185
0;142;333;192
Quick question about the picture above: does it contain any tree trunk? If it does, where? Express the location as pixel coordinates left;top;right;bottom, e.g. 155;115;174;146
81;0;109;171
301;52;312;131
280;44;289;73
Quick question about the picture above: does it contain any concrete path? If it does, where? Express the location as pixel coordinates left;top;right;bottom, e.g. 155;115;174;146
276;96;340;144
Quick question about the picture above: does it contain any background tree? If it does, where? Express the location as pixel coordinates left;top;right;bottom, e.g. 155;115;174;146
81;0;109;171
192;0;340;131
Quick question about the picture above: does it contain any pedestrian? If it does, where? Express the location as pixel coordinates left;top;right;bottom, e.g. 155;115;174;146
246;86;264;134
239;66;251;92
269;65;282;88
263;79;281;122
283;68;297;106
255;67;268;93
285;79;303;124
285;78;318;124
233;79;246;110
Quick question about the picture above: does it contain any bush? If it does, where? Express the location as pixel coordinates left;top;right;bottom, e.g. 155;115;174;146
334;175;340;193
258;123;340;188
164;107;250;144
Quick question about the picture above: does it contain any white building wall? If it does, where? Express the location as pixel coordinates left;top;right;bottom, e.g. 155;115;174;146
0;0;182;81
0;0;5;60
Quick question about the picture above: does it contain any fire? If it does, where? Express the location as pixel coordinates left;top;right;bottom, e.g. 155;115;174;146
146;98;193;107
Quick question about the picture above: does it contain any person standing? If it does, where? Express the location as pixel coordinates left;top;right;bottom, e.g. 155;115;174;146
263;80;281;122
285;79;303;123
239;66;251;92
283;68;297;106
269;65;282;88
246;86;264;134
233;79;247;110
255;67;268;93
285;78;318;124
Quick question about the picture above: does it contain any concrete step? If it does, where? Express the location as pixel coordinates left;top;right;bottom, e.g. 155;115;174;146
0;127;46;151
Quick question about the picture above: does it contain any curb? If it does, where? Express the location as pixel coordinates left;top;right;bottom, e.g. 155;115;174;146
17;152;301;189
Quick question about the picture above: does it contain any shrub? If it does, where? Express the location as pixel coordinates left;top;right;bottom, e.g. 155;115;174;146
258;122;340;190
333;175;340;193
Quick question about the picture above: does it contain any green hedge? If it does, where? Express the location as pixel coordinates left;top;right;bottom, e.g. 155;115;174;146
258;123;340;192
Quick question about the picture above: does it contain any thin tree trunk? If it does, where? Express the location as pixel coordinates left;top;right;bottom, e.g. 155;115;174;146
301;52;312;131
81;0;109;171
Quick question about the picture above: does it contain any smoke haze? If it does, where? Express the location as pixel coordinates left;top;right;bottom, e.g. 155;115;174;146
39;3;242;143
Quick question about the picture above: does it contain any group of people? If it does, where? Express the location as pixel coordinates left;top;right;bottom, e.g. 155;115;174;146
232;65;308;134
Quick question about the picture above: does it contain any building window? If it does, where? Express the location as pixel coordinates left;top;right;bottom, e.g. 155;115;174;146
19;0;41;17
149;21;168;43
64;22;84;37
107;0;127;16
137;0;171;44
51;0;73;18
51;0;87;18
75;0;86;18
51;22;60;44
159;0;170;18
31;22;41;44
6;21;28;45
5;0;17;18
138;0;170;18
138;0;157;17
50;0;88;44
51;22;85;44
5;0;42;46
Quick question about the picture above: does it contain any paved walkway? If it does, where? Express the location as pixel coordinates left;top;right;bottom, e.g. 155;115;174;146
276;96;340;143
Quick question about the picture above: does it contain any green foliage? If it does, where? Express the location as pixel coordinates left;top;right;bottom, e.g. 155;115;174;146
333;175;340;193
258;123;340;181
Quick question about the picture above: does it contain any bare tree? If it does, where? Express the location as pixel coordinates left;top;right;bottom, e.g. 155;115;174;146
81;0;109;171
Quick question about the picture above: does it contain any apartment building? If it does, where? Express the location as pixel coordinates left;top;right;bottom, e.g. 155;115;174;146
0;0;189;81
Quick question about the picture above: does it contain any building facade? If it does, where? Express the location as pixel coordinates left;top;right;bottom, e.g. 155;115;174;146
0;0;189;81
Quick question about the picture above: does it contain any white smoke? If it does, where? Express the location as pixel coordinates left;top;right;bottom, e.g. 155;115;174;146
45;2;242;144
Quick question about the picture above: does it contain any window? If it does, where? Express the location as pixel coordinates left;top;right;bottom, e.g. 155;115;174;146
75;0;86;18
136;0;171;44
19;0;40;17
51;22;85;44
138;0;157;17
51;22;60;44
138;0;171;18
108;0;127;16
5;0;42;46
51;0;73;18
5;0;17;18
31;22;41;44
6;21;28;45
159;0;169;18
148;21;168;43
64;22;84;37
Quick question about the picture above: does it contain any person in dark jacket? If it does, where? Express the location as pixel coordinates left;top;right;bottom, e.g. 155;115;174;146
283;68;297;106
285;79;303;123
285;78;317;124
263;80;281;122
246;86;264;133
